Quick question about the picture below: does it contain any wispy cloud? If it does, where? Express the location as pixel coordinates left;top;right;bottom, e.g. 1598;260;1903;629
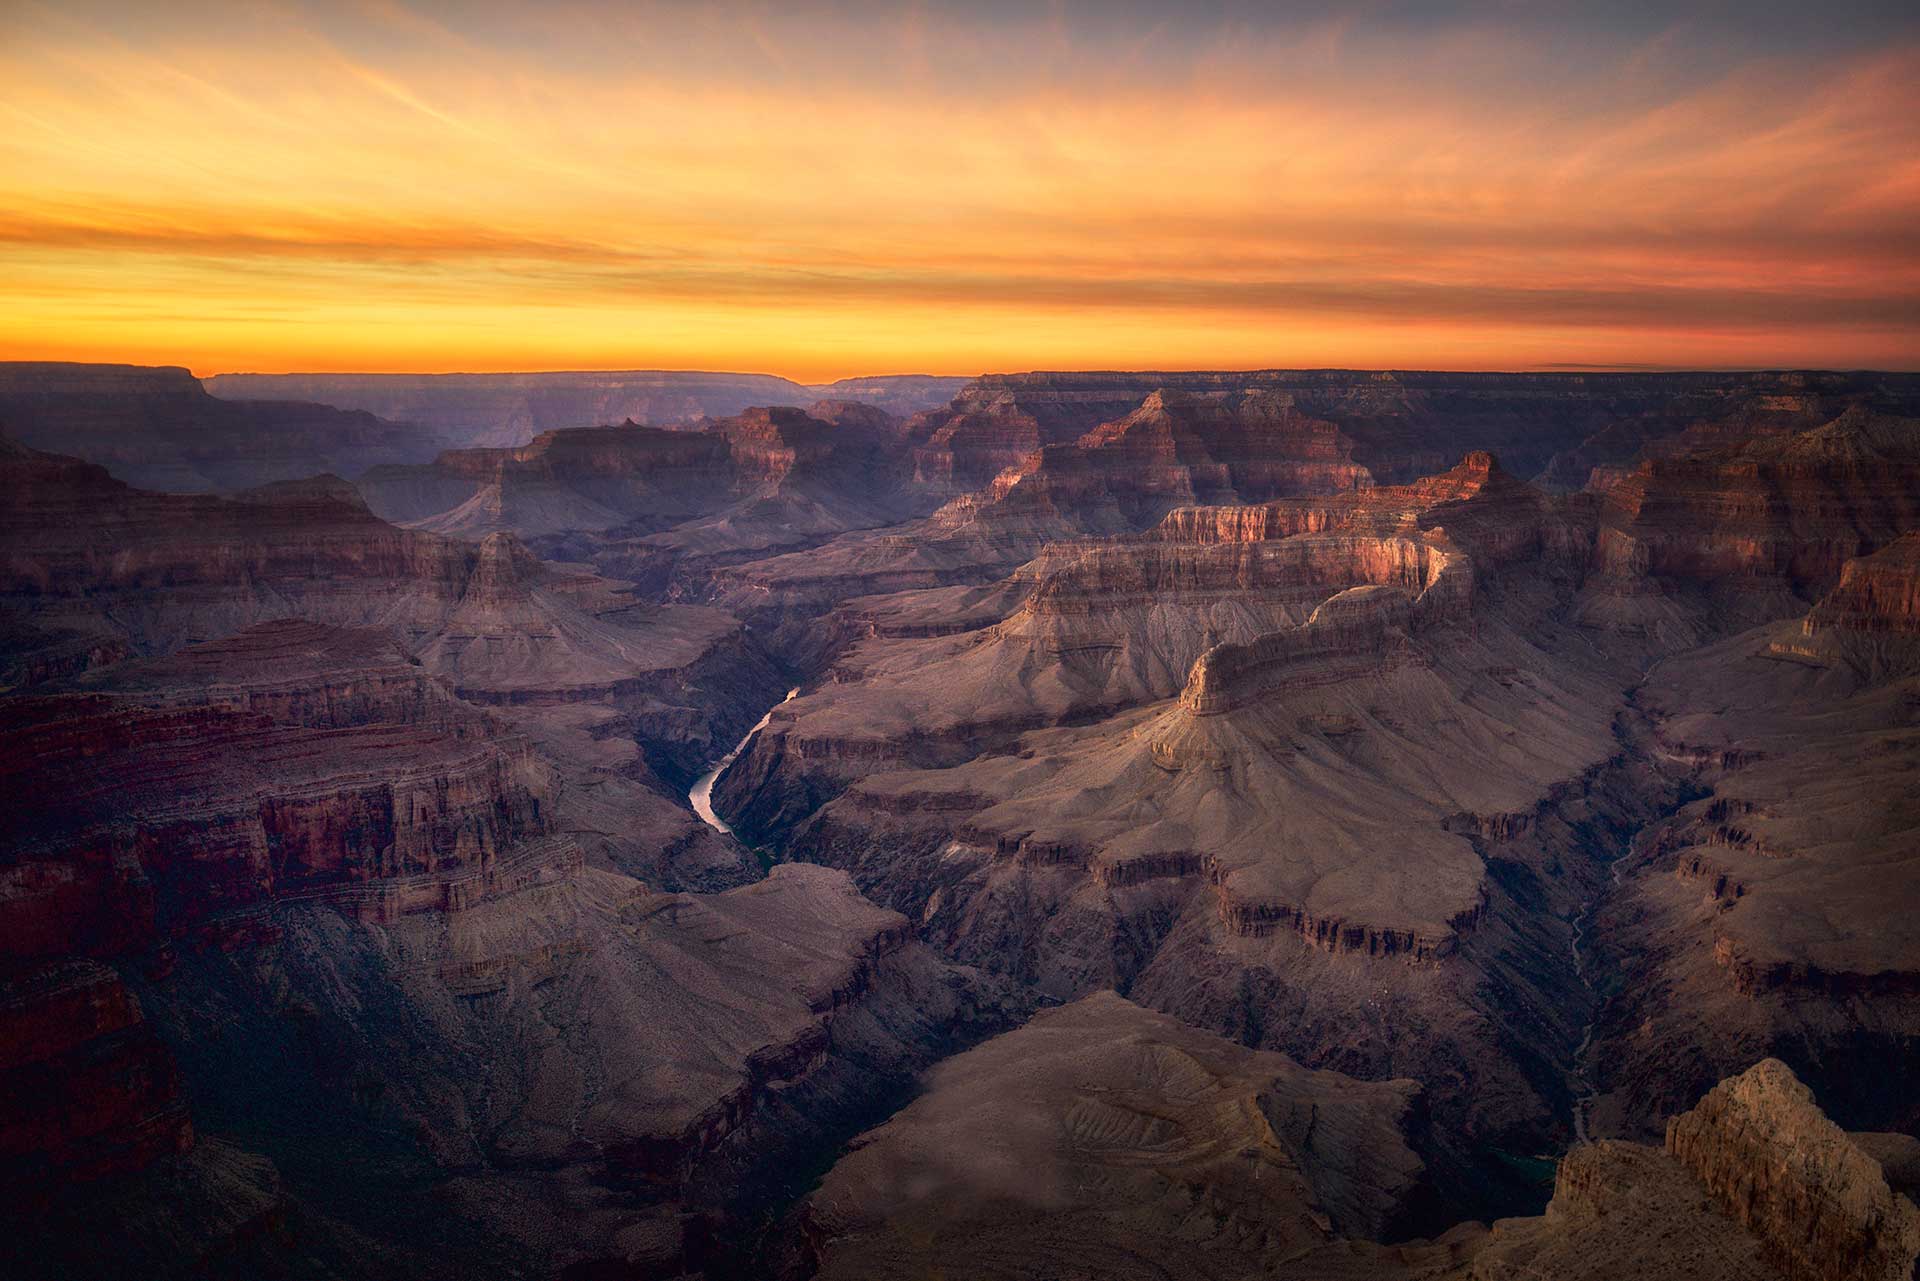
0;1;1915;377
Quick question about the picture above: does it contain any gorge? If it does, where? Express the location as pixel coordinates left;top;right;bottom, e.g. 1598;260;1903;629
2;363;1917;1280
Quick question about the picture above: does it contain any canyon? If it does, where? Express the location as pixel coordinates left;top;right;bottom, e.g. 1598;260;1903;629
2;364;1918;1279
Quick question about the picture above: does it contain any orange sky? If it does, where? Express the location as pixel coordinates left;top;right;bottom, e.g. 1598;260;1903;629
1;1;1916;381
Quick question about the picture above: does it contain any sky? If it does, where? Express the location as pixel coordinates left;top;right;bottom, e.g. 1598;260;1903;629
1;0;1917;381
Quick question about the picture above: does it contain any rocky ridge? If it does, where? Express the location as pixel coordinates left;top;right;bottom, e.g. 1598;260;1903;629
0;362;446;492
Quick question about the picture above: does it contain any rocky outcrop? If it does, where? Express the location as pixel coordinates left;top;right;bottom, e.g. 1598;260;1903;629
1467;1139;1790;1280
1179;585;1423;714
0;362;447;492
1664;1059;1920;1281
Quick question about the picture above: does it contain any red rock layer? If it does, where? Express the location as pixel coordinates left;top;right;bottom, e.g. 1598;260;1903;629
0;623;569;963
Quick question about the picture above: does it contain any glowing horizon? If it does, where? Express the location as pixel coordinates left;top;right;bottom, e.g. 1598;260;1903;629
2;1;1917;383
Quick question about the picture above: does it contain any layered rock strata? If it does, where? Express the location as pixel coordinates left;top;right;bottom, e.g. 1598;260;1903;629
0;621;1015;1278
0;440;785;886
909;369;1920;492
1579;408;1920;643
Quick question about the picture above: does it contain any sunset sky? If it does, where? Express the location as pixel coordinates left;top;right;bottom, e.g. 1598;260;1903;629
2;1;1917;381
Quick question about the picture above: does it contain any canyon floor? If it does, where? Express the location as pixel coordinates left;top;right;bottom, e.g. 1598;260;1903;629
2;364;1918;1280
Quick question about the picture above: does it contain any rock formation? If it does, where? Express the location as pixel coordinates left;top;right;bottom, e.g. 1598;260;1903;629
1664;1060;1920;1281
907;369;1920;493
1577;407;1920;646
0;437;793;884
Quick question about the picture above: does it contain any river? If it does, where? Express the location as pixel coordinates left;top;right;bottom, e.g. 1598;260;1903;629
689;687;799;836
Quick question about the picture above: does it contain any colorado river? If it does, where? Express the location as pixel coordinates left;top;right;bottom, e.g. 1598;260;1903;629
689;687;798;836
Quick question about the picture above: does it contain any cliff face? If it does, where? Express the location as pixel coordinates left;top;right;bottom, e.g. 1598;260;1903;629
1592;409;1920;596
0;623;567;960
1664;1060;1920;1281
1804;532;1920;638
0;362;447;492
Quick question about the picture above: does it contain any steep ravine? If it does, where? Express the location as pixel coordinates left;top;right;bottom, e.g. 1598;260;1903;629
1569;830;1635;1143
